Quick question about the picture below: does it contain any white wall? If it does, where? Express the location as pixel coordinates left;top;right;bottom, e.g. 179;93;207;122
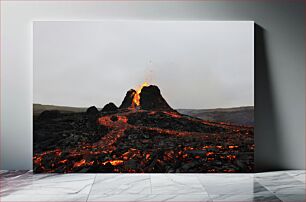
1;0;304;170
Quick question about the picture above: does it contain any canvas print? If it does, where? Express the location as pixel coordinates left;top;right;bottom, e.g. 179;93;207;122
33;21;254;173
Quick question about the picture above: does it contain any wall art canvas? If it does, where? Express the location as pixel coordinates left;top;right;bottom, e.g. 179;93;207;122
33;21;254;173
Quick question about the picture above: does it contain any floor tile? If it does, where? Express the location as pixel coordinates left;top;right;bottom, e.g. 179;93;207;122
255;171;295;179
256;173;305;195
150;174;207;195
211;193;282;202
1;170;306;202
286;170;306;183
253;180;286;199
0;170;8;174
210;194;253;201
253;194;282;202
275;194;306;202
198;174;254;195
88;194;211;202
0;194;88;202
1;173;96;196
1;171;49;196
0;170;32;182
253;181;271;194
90;174;151;195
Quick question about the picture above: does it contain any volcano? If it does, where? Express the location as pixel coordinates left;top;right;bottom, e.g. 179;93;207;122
33;83;254;173
119;85;172;111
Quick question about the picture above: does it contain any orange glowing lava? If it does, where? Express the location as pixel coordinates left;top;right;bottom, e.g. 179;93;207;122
74;159;86;167
102;160;124;166
226;155;236;160
132;82;149;107
163;111;182;118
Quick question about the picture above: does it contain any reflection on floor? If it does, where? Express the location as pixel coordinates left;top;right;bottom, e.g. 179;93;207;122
0;170;305;201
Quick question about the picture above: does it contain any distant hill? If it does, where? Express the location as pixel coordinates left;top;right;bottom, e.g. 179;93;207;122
33;104;88;116
177;106;254;126
34;104;254;126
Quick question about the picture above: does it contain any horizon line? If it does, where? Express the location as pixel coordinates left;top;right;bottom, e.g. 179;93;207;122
33;103;254;110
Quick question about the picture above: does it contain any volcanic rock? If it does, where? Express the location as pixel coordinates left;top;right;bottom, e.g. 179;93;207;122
86;106;99;115
110;116;118;122
119;89;136;109
38;110;61;120
140;85;172;111
86;106;99;128
124;159;138;170
101;102;118;112
33;84;254;173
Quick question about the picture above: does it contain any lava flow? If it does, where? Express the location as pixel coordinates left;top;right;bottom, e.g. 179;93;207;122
132;81;149;107
33;83;254;173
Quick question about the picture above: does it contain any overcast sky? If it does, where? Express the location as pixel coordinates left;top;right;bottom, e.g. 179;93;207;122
34;21;254;109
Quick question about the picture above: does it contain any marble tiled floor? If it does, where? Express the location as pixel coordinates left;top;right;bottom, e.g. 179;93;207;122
0;170;305;202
